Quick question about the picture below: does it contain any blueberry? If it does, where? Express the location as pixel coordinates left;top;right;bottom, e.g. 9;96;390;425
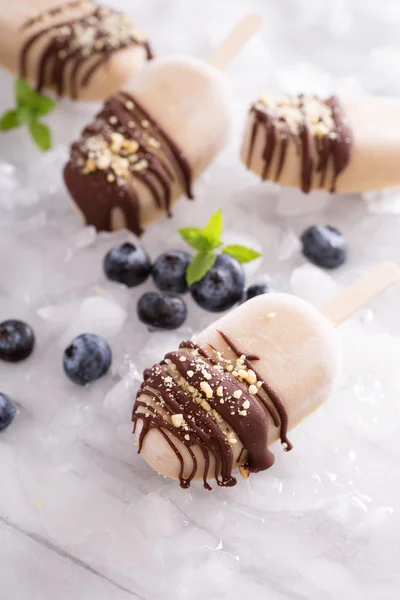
0;393;16;431
301;225;348;269
103;242;151;287
0;319;35;362
137;292;187;330
63;334;112;385
190;254;245;312
244;282;271;302
152;250;192;294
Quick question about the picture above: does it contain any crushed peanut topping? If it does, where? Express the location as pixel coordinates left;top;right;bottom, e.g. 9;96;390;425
44;7;147;60
202;369;212;380
201;400;211;413
239;465;250;480
84;158;96;173
200;381;213;399
132;159;148;172
254;94;339;139
96;155;112;170
211;409;222;423
171;414;184;428
246;370;257;384
148;137;161;149
81;118;156;182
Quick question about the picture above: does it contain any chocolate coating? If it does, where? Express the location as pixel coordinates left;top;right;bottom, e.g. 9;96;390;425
132;333;291;490
20;1;153;99
64;93;193;236
246;94;353;193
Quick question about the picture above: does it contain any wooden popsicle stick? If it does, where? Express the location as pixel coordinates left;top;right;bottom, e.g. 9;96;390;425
207;14;263;70
321;262;400;326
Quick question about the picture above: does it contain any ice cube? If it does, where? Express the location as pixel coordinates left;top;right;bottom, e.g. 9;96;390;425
290;263;340;306
60;295;128;346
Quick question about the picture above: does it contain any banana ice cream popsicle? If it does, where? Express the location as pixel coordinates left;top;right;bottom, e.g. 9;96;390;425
0;0;153;100
241;93;400;194
63;15;262;235
132;263;399;490
64;55;232;235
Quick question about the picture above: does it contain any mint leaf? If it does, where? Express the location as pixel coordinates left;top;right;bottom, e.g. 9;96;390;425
29;121;51;151
15;78;37;107
32;94;57;117
222;245;262;263
17;106;35;124
180;211;262;277
179;211;223;253
186;251;216;286
179;227;214;252
0;110;21;130
202;210;223;246
1;79;57;150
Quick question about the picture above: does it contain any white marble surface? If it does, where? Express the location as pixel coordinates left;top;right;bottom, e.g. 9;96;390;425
1;0;400;599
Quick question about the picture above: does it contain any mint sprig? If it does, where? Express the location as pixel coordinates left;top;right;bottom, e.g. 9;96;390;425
222;245;262;263
179;210;262;286
0;79;57;151
186;251;216;285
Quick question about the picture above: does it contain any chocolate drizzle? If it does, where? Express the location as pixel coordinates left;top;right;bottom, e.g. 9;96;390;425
246;94;353;193
216;331;292;450
20;1;153;99
64;92;193;236
132;333;291;490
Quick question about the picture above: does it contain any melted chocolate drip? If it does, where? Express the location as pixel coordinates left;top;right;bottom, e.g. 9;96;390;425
20;1;153;99
132;334;291;490
216;331;292;450
247;95;353;193
64;92;193;236
119;93;193;204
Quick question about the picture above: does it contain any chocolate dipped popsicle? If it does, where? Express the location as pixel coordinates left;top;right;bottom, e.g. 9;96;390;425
132;263;399;490
241;94;400;194
63;15;262;235
1;0;153;101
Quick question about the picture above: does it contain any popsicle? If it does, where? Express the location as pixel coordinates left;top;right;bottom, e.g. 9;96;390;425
132;263;399;490
63;15;263;235
0;0;153;101
241;93;400;194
